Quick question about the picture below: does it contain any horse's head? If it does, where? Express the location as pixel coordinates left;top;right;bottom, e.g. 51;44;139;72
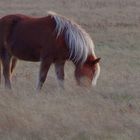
75;55;101;87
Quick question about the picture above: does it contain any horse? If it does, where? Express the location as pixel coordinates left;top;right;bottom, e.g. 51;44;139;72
0;11;101;90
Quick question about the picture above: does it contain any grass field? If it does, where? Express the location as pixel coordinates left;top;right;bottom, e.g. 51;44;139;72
0;0;140;139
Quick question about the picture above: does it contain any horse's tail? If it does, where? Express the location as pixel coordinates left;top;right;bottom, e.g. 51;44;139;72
2;15;20;49
0;15;20;84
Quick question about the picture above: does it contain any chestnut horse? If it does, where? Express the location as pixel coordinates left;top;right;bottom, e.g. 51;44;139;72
0;12;100;89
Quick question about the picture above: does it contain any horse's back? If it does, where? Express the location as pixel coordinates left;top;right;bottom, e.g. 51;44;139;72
0;14;67;61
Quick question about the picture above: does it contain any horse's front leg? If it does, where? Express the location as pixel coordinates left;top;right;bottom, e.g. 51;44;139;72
1;53;12;89
37;58;53;91
55;60;65;89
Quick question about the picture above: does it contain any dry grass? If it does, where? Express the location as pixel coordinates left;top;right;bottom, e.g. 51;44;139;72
0;0;140;140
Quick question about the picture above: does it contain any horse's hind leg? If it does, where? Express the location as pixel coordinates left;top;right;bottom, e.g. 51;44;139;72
11;57;17;75
55;60;65;89
1;53;12;89
37;58;52;90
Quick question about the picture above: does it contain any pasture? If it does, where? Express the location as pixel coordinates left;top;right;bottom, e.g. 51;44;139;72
0;0;140;139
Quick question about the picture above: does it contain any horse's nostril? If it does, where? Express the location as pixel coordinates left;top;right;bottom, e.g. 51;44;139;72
79;77;91;87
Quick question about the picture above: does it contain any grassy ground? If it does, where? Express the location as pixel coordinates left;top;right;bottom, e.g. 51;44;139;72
0;0;140;139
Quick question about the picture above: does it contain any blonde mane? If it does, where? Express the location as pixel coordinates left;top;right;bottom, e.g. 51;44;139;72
48;11;96;64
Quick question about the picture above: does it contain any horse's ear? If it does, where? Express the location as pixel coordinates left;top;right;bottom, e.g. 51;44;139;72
92;57;101;65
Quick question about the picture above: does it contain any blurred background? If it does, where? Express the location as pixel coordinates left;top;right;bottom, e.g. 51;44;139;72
0;0;140;139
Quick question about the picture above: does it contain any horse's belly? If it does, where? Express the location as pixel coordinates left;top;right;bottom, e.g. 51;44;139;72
11;43;41;62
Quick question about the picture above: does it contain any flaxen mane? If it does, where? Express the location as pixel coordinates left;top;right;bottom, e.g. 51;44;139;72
48;11;96;64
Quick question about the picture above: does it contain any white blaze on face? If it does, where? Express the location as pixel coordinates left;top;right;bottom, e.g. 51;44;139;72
92;63;100;86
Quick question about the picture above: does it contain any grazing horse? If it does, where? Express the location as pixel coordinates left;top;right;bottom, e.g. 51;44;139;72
0;12;101;89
